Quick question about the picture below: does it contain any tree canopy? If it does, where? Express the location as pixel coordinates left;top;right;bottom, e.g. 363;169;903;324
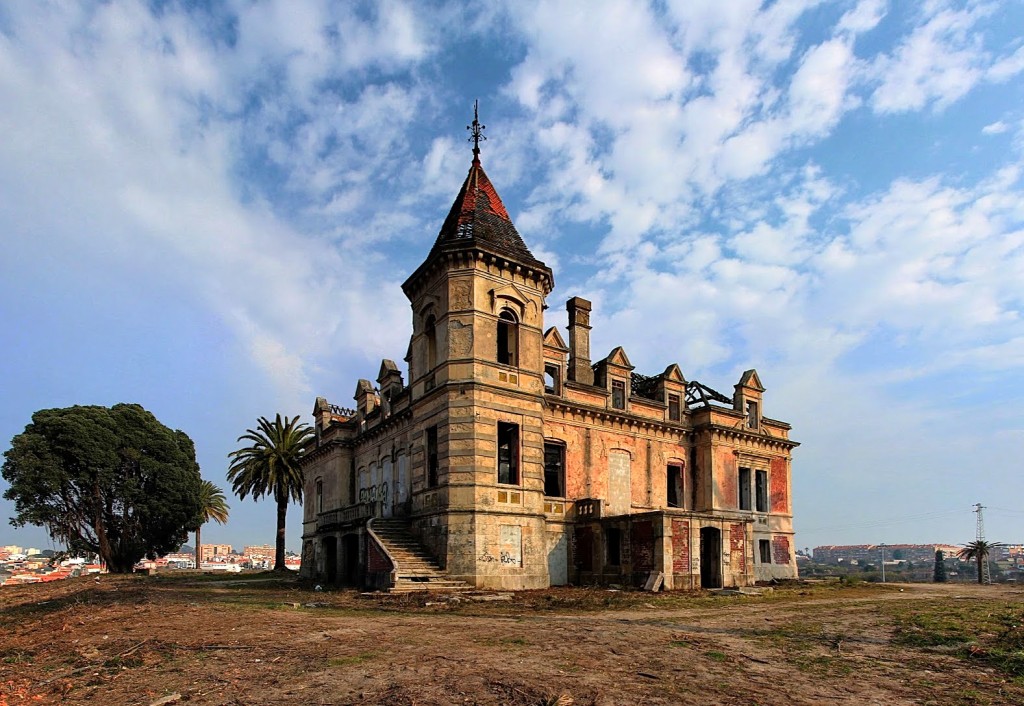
227;414;314;571
2;404;204;572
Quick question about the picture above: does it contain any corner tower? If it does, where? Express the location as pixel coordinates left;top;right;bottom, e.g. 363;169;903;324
401;104;554;589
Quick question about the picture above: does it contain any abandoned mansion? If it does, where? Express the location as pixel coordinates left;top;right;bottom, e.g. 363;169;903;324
299;116;799;591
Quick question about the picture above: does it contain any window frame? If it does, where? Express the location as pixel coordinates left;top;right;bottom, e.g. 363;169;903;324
667;463;683;508
496;309;519;366
755;469;768;513
497;421;520;485
315;477;323;514
759;539;772;564
544;363;561;395
611;379;626;409
738;466;752;511
668;393;681;421
426;425;439;488
543;440;566;498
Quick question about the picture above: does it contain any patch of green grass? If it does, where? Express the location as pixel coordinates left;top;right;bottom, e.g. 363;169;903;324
891;600;1024;679
704;651;728;662
327;652;378;667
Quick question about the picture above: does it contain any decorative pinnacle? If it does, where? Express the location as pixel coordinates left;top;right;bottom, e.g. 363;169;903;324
467;99;486;157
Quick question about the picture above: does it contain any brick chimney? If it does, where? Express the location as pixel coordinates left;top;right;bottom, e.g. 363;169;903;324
566;296;594;385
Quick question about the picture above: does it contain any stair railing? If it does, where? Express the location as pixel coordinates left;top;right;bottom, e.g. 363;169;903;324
365;517;399;589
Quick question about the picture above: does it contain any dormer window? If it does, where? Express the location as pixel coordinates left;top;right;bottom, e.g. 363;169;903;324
544;363;560;395
611;379;626;410
668;393;681;421
745;400;758;429
497;309;518;366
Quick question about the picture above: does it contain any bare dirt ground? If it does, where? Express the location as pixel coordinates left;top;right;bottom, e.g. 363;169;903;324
1;575;1022;705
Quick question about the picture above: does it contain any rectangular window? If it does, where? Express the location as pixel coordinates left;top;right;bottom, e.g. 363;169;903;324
668;393;681;421
755;469;768;513
759;539;772;564
611;379;626;409
348;458;356;504
497;422;519;485
746;400;758;428
739;467;752;511
544;363;560;395
606;528;621;566
426;426;439;488
543;441;565;497
667;464;683;508
315;478;323;513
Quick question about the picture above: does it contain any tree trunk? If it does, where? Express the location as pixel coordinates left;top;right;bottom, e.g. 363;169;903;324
274;494;288;572
195;525;202;572
977;555;984;584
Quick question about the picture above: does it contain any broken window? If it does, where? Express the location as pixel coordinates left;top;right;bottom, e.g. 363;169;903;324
606;528;622;566
426;426;439;488
759;539;772;564
738;467;752;511
668;393;681;421
667;464;683;508
315;478;323;514
755;469;768;513
497;422;519;485
611;379;626;409
746;400;758;429
497;310;518;366
348;458;356;504
544;363;560;395
543;441;565;497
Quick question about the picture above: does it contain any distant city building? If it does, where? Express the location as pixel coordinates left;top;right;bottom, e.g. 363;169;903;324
812;544;961;565
199;543;233;562
243;545;274;559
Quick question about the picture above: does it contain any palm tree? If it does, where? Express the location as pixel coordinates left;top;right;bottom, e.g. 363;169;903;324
958;540;1003;584
193;480;230;571
227;414;315;572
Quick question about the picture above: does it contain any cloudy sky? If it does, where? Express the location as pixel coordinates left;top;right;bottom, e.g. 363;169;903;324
2;0;1023;556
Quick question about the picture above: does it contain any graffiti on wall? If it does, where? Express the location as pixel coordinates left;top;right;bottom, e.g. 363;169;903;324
358;483;389;504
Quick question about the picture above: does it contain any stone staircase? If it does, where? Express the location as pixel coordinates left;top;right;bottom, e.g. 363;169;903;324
369;519;473;593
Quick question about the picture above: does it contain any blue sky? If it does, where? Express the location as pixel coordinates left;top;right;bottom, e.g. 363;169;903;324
1;1;1023;555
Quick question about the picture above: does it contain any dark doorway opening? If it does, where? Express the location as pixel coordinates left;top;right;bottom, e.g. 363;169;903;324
699;526;722;588
322;536;338;585
342;534;360;586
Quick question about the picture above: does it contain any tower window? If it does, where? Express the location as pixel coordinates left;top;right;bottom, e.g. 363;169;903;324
746;400;758;429
611;380;626;409
544;363;561;395
497;422;519;485
315;478;323;513
543;441;565;497
668;394;681;421
497;310;518;366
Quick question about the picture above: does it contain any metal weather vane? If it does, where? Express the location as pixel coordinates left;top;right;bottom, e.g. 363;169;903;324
468;99;486;156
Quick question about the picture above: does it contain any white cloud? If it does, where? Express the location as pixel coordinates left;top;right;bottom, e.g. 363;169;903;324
982;120;1009;135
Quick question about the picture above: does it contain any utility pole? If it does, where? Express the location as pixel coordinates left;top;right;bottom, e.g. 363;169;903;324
974;503;991;584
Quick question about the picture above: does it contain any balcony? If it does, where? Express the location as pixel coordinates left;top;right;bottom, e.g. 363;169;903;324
316;503;372;532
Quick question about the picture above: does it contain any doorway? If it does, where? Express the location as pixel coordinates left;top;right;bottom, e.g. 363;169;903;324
699;526;722;588
322;536;338;585
341;534;360;586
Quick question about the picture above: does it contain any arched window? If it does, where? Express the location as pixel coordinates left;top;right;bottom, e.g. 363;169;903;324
424;314;437;370
497;309;518;366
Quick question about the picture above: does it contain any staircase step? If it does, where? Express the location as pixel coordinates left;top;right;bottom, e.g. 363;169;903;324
370;520;472;593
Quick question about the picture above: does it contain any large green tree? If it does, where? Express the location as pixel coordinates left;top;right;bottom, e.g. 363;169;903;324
2;404;204;573
193;480;230;571
227;414;314;572
959;540;1003;585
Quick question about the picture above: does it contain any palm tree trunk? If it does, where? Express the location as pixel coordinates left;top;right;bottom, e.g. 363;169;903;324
195;526;202;571
977;554;984;584
274;494;287;572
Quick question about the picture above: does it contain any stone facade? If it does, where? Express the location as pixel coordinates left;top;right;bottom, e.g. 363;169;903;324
300;144;799;591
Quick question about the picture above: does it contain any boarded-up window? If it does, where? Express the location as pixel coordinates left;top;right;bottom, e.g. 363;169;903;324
738;467;752;510
607;450;631;515
497;422;519;485
611;380;626;409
